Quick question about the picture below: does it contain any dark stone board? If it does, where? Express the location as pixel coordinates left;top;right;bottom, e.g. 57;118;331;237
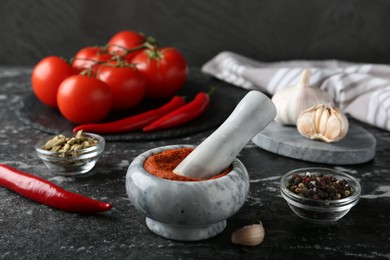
16;69;239;141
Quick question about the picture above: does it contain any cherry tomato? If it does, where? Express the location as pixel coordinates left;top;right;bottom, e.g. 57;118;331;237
31;56;74;108
132;47;188;99
72;46;112;75
107;31;145;61
57;75;112;124
96;61;146;110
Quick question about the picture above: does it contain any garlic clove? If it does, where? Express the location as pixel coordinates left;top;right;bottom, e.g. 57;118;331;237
231;223;265;246
317;105;330;135
271;68;334;126
297;112;316;136
325;107;349;141
325;115;342;140
297;104;349;143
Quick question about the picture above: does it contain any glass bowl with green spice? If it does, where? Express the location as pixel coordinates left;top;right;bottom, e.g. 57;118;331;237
280;167;361;224
35;131;105;176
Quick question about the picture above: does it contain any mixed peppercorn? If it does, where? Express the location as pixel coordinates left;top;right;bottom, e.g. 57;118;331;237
285;172;354;200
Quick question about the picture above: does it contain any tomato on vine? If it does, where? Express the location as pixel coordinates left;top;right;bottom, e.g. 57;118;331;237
107;31;146;62
57;75;112;124
31;30;190;125
72;46;112;75
132;47;188;99
96;60;146;111
32;56;74;108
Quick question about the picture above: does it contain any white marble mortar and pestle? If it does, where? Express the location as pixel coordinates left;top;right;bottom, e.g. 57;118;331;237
126;90;276;241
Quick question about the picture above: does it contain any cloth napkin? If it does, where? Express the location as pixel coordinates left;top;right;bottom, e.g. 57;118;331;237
202;51;390;131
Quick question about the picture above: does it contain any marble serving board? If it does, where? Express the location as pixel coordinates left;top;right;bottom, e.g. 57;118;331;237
252;121;376;165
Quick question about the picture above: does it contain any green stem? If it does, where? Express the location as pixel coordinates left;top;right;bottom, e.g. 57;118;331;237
104;36;159;59
207;86;216;96
80;66;94;77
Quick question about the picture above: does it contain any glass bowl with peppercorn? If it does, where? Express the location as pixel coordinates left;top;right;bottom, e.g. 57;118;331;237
280;167;361;224
35;130;105;176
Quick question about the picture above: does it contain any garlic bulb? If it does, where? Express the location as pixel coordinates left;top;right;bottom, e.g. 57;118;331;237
271;68;333;125
231;223;265;246
297;104;349;143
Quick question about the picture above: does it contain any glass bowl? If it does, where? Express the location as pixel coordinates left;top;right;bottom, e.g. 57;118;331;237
280;167;361;224
35;132;105;176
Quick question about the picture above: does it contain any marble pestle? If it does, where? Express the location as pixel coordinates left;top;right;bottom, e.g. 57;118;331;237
174;90;276;179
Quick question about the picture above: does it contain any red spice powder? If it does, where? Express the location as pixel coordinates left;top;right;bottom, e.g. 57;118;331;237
144;147;231;181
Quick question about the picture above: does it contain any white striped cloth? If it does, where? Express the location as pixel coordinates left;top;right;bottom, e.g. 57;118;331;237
202;51;390;131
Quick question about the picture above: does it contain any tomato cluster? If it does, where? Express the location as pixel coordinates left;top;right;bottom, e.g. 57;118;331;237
31;31;188;124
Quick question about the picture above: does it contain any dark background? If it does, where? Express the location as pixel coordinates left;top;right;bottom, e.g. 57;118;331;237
1;0;390;67
1;1;390;259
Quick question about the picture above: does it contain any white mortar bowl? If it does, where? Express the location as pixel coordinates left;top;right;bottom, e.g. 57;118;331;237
126;144;250;241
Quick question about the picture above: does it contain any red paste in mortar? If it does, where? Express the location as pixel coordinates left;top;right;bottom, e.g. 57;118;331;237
144;148;232;181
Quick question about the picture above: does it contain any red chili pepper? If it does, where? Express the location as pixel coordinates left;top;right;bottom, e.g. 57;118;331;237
0;164;112;214
143;91;210;132
73;96;186;134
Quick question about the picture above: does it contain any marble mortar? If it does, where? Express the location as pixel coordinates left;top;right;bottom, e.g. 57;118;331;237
126;144;250;241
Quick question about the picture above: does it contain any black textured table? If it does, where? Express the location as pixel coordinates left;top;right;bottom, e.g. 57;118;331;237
0;67;389;259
